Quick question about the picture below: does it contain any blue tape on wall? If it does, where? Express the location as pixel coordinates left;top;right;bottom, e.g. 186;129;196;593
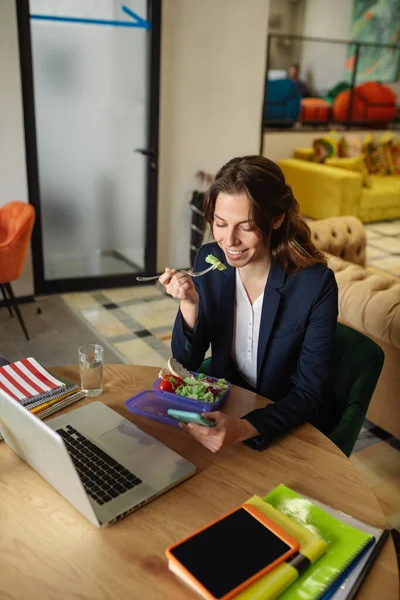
30;4;151;30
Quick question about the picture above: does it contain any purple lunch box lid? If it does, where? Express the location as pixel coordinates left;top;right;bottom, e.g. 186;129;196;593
125;390;205;428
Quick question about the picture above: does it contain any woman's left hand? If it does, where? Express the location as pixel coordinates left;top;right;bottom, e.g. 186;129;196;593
180;412;259;453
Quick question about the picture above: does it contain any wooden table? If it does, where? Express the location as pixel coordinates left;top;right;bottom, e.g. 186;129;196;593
0;365;398;600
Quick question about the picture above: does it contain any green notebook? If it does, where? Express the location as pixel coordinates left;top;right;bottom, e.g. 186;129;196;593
264;485;374;600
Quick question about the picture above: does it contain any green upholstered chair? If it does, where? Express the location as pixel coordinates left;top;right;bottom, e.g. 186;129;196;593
197;356;211;375
196;323;384;457
329;323;384;457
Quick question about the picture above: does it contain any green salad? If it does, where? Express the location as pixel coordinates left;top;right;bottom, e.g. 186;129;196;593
205;254;227;271
176;373;229;403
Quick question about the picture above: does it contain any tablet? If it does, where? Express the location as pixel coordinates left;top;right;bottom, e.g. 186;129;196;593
165;503;300;600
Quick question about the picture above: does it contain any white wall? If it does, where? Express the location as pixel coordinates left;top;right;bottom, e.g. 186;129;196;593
300;0;353;95
0;0;34;297
302;0;352;40
157;0;270;270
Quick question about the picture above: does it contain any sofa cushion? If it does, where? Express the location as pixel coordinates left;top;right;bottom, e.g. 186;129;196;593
325;156;371;187
363;133;391;175
313;135;338;162
359;175;400;222
326;254;400;350
293;148;315;161
388;139;400;175
308;216;366;266
338;135;363;158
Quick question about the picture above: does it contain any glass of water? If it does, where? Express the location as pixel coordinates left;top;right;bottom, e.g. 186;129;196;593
78;344;104;397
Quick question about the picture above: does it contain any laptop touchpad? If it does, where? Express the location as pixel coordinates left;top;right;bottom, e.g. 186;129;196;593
100;422;154;454
99;424;188;489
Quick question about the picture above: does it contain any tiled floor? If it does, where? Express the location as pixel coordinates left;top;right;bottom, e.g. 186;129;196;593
63;284;178;367
62;283;400;535
0;295;122;366
365;219;400;277
352;422;400;532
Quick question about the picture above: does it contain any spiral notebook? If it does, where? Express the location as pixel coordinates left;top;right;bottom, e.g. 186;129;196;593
312;498;388;600
33;390;86;419
264;485;376;600
24;384;79;411
0;358;67;406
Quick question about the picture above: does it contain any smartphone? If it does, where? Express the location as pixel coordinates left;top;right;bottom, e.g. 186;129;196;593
166;503;300;600
167;409;215;427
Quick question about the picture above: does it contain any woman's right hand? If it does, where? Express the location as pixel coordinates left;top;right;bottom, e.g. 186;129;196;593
159;268;199;306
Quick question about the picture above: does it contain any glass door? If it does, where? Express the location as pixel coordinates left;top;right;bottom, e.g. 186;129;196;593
18;0;160;293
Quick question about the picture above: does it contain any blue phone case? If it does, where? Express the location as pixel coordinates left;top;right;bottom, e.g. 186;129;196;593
167;409;215;427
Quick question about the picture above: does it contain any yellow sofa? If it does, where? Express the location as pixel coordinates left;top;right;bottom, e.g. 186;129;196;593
278;158;400;222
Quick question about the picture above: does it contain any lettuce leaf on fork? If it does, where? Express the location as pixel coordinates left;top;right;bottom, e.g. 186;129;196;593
205;254;227;271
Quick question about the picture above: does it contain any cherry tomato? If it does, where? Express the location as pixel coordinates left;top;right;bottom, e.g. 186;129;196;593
158;375;185;393
158;379;175;393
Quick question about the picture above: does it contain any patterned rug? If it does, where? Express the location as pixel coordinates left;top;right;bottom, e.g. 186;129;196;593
62;285;400;534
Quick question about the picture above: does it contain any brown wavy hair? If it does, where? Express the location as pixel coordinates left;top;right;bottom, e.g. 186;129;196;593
203;155;327;273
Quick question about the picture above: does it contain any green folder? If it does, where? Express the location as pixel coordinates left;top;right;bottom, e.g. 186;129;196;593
264;485;374;600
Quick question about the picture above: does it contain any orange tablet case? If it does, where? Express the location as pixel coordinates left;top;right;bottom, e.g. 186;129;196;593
165;502;300;600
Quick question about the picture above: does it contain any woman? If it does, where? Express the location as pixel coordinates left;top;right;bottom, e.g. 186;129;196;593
160;156;338;452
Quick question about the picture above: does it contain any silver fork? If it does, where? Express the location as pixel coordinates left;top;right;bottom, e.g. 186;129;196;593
136;264;216;282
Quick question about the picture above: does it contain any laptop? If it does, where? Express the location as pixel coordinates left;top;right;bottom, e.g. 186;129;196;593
0;396;196;527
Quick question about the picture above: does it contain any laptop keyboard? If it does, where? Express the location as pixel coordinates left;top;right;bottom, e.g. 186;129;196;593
56;424;142;505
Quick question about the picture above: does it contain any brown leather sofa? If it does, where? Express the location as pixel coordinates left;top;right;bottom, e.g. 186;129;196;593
307;216;400;439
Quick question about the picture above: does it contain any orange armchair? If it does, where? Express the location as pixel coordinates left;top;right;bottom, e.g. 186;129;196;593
0;201;35;340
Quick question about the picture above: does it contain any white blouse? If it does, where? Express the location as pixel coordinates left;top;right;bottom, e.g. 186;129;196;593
231;269;264;389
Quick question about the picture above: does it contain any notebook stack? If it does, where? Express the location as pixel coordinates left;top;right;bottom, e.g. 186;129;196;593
166;484;388;600
0;357;85;440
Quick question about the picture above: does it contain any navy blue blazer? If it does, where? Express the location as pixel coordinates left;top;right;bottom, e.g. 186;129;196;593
172;242;338;449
